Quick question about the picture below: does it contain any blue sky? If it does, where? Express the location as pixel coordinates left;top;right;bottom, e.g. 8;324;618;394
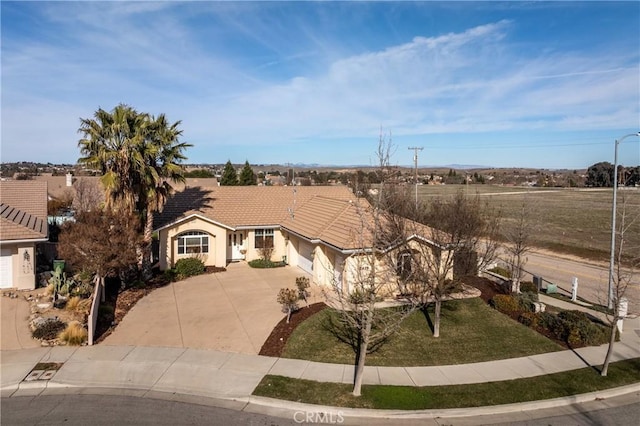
2;1;639;169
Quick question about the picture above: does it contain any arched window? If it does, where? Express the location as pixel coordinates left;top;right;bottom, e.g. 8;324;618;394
396;251;413;280
177;231;209;254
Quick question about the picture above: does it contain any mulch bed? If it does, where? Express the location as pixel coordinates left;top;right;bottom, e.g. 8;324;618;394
259;302;327;357
465;275;573;349
463;275;509;303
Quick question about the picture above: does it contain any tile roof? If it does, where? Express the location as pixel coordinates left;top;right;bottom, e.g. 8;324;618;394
0;181;48;241
155;185;356;230
282;196;441;251
281;197;367;249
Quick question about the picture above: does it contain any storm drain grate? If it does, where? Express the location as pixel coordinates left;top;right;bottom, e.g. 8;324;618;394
24;362;63;382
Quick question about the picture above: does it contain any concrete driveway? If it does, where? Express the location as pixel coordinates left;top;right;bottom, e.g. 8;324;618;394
102;263;317;354
1;296;41;351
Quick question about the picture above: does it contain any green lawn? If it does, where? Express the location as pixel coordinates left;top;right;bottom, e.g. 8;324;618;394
254;358;640;409
282;298;562;366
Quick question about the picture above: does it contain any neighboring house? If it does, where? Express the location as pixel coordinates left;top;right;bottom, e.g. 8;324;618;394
0;181;48;289
155;185;453;295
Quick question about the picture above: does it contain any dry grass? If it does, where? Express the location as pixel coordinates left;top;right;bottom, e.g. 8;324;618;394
65;296;82;311
65;296;92;316
416;186;640;261
58;321;88;345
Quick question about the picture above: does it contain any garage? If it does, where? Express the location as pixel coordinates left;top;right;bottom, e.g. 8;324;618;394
298;241;314;274
0;248;13;289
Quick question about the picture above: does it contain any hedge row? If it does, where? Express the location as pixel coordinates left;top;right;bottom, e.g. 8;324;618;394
490;292;613;348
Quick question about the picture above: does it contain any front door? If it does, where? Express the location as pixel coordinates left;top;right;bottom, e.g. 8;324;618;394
228;232;245;261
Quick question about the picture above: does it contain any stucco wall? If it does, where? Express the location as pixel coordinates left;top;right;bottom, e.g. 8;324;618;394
159;219;291;270
158;217;226;270
244;228;287;263
3;243;36;290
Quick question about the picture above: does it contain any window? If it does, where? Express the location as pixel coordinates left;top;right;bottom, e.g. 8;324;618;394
396;251;413;280
255;229;274;249
177;231;209;254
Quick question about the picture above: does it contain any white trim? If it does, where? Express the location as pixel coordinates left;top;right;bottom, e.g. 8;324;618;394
235;224;280;230
154;214;234;232
0;238;48;245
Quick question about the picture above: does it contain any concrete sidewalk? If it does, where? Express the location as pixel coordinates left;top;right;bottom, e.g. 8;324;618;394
2;315;639;420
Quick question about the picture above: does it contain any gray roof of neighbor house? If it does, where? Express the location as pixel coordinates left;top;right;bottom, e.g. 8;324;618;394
154;185;357;231
0;181;48;241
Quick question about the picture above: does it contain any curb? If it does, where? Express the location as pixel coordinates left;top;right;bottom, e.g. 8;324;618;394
2;381;638;421
245;383;640;420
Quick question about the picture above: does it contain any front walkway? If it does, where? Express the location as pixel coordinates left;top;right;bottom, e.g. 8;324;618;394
102;263;318;353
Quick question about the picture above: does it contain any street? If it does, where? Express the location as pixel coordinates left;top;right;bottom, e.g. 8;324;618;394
2;393;639;426
501;249;639;315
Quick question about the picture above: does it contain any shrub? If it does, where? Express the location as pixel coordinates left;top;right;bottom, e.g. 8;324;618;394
537;311;558;330
520;281;538;293
515;292;539;312
277;288;299;323
71;280;94;298
248;259;282;268
163;268;178;282
175;257;205;278
490;294;520;313
488;266;511;278
296;276;310;305
32;318;66;340
518;312;539;328
58;321;87;345
65;296;82;312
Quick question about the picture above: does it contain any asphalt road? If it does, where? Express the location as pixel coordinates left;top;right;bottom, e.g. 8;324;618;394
501;249;639;314
2;393;639;426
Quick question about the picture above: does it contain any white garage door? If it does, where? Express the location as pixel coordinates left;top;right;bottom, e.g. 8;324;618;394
0;248;13;289
298;241;314;274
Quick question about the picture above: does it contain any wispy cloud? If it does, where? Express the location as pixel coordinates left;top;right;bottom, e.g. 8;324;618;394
1;2;638;167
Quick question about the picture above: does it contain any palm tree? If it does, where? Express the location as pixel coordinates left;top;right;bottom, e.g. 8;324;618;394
137;114;191;278
78;104;148;212
78;105;191;279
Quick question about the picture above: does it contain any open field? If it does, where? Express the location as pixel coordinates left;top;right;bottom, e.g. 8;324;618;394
415;185;640;261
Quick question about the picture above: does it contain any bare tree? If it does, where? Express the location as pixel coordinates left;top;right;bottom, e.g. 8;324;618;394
601;193;639;376
58;209;141;290
503;196;534;293
72;178;103;213
322;134;417;396
395;191;500;337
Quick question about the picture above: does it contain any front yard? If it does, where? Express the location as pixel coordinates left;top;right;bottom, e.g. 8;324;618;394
281;297;562;366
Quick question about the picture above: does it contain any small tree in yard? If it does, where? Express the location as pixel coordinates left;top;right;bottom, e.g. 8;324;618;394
277;288;299;323
323;134;417;397
296;276;310;306
503;196;535;294
57;209;140;291
393;190;500;338
601;193;638;376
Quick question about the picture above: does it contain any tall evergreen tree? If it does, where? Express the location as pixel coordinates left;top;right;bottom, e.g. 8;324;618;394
220;160;238;186
239;160;257;185
78;104;190;279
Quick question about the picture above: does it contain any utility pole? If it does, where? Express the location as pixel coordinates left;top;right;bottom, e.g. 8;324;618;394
408;147;423;209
